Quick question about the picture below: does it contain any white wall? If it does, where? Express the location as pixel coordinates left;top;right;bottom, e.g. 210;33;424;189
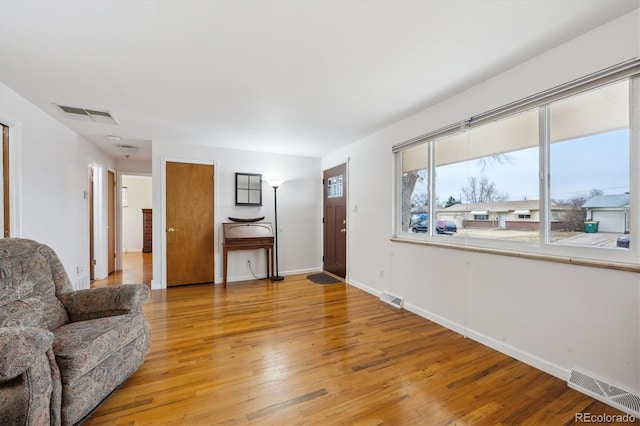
122;175;152;252
0;82;116;289
323;10;640;394
151;142;322;288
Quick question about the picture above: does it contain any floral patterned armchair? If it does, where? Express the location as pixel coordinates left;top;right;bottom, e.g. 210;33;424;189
0;238;151;425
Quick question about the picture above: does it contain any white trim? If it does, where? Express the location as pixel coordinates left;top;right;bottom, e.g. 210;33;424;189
0;114;22;237
630;75;640;263
347;278;381;298
115;171;152;273
466;328;570;381
88;162;108;280
404;301;466;336
349;277;570;383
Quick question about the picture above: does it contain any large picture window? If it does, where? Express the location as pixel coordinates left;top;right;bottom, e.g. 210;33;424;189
394;62;638;266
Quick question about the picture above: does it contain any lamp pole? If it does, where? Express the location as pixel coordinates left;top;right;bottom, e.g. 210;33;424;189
269;180;285;281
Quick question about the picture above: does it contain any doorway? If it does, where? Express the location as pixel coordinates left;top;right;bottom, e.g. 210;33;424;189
498;212;506;230
165;161;215;286
119;174;153;285
323;163;347;278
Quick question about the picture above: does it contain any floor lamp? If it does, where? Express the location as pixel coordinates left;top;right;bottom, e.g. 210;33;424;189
268;179;285;281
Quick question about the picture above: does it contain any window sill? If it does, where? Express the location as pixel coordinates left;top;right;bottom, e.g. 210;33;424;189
390;236;640;273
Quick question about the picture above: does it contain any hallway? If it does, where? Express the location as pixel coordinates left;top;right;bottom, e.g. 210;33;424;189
92;252;151;288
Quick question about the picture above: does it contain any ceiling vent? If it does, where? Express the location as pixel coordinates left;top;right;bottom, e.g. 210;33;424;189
57;104;119;125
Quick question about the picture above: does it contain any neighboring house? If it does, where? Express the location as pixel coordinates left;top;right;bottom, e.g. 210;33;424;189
438;200;570;231
582;193;630;233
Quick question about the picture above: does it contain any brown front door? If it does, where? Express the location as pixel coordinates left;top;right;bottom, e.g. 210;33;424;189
166;161;214;286
323;163;347;278
107;170;115;274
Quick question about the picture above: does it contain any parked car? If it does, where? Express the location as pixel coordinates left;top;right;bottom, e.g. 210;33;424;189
411;218;457;235
436;220;457;235
410;216;428;233
617;234;630;249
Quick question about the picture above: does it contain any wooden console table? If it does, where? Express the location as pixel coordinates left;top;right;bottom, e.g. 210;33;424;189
222;222;274;287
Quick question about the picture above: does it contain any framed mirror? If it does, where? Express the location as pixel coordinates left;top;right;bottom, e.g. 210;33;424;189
235;173;262;206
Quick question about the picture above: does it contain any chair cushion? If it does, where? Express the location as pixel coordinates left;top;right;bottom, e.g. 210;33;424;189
0;296;69;330
0;326;54;381
0;239;71;330
52;314;147;384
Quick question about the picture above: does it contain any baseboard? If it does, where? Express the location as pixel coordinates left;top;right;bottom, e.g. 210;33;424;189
217;267;323;285
345;278;569;383
403;302;467;336
347;278;381;297
285;267;323;276
123;248;143;253
465;328;570;381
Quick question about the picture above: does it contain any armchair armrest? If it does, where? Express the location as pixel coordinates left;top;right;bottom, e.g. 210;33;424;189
59;284;150;322
0;327;54;381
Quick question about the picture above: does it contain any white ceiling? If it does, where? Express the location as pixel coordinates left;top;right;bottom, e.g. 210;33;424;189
1;0;638;161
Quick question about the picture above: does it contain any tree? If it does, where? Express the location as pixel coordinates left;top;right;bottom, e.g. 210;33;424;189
461;175;508;203
556;189;602;232
402;170;428;231
477;154;513;173
589;188;604;197
444;196;460;208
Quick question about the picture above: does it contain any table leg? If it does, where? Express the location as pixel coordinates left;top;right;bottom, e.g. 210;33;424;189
223;246;228;288
270;245;274;282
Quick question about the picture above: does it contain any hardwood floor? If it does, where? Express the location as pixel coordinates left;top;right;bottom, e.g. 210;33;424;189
92;252;152;287
87;269;634;425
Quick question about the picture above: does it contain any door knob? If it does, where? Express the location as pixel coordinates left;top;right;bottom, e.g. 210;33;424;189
167;227;175;232
340;228;346;233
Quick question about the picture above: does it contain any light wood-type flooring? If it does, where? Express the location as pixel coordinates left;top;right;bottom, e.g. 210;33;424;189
88;256;635;425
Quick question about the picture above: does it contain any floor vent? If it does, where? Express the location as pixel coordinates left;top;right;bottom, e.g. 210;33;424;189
568;368;640;417
380;291;404;309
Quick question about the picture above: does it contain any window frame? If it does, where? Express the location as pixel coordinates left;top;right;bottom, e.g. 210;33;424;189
393;61;640;269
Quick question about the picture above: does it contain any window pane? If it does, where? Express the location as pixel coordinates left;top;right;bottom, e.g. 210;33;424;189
401;143;428;233
435;109;540;242
327;175;344;198
549;80;630;249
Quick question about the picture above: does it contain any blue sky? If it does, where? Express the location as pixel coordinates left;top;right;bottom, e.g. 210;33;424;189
413;129;630;205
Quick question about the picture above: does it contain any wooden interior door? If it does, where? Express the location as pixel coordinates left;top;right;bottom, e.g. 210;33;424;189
107;170;115;274
323;163;347;278
166;162;214;286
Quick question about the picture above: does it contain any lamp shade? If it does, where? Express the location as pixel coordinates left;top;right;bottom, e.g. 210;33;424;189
267;179;285;188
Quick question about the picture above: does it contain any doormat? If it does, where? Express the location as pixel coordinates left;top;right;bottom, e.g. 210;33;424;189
307;273;342;284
